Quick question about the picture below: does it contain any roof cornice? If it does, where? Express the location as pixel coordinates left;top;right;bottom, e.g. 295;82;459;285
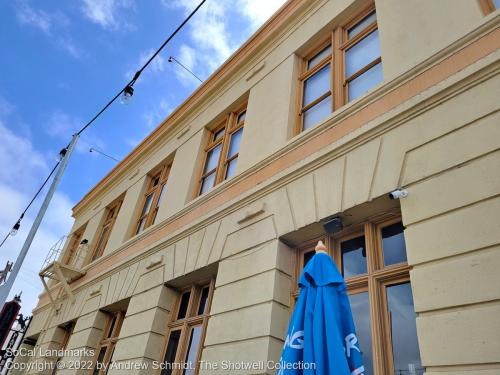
72;0;309;216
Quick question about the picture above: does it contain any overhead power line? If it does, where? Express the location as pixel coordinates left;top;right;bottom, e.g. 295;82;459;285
0;161;60;249
76;0;207;136
0;0;206;251
0;0;206;306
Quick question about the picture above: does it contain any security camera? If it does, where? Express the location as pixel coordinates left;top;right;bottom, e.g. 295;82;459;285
323;217;343;234
388;189;408;200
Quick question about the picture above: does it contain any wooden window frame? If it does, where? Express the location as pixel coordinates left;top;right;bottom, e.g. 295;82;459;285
134;163;171;236
291;214;420;375
196;104;247;197
296;3;379;133
63;224;87;266
89;197;123;263
92;311;125;375
52;321;75;375
479;0;498;14
159;280;215;375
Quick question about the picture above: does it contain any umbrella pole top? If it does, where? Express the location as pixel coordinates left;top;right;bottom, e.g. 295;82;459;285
315;240;328;254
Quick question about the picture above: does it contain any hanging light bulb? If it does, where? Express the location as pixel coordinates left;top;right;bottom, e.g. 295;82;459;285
120;85;134;105
10;220;21;236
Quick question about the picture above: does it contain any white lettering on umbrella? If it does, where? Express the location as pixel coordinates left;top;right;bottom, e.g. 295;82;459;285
345;333;361;358
283;327;304;350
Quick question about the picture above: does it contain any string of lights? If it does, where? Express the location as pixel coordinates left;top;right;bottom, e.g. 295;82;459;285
0;0;206;250
76;0;206;136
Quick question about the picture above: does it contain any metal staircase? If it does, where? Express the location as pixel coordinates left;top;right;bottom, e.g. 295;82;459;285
39;236;88;309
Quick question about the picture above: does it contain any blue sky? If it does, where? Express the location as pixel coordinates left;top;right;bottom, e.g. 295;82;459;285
0;0;285;313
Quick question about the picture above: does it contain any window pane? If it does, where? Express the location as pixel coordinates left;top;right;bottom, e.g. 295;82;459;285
341;236;367;277
307;45;332;70
204;144;221;174
152;175;160;187
227;128;243;158
348;292;373;375
345;29;380;78
106;207;115;220
92;347;107;375
177;291;191;319
197;287;210;315
213;128;225;141
106;315;117;338
348;62;382;101
92;226;109;261
183;325;203;375
136;217;146;234
141;193;154;217
303;95;331;130
303;64;330;106
382;222;407;266
200;172;216;194
348;11;377;39
387;283;424;375
225;158;238;179
105;346;115;374
157;184;166;207
161;330;181;375
237;111;246;124
303;250;315;269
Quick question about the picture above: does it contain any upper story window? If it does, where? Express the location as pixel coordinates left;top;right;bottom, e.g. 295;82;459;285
298;5;382;131
479;0;500;14
92;311;125;375
161;281;214;375
90;197;123;262
293;217;423;375
197;106;246;196
64;224;87;267
135;163;171;235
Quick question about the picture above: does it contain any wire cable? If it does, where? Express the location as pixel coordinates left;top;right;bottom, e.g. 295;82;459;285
76;0;206;136
0;161;60;249
0;0;207;250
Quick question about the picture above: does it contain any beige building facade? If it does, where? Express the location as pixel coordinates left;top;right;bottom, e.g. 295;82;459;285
13;0;500;374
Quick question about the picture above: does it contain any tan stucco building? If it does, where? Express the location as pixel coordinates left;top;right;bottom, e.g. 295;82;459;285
14;0;500;374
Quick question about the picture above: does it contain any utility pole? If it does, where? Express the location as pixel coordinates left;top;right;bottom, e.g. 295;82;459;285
0;134;79;308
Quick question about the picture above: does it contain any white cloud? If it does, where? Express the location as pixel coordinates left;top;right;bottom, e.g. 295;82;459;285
0;96;14;118
171;44;202;86
129;97;173;148
0;122;48;189
57;36;85;59
166;0;286;80
238;0;286;29
142;97;173;129
0;121;74;314
15;1;53;34
81;0;135;30
169;0;233;70
15;1;84;58
124;48;167;84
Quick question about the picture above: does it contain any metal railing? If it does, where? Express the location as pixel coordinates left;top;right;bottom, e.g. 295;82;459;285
40;236;90;275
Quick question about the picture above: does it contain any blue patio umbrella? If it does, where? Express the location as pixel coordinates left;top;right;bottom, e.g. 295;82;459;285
278;241;365;375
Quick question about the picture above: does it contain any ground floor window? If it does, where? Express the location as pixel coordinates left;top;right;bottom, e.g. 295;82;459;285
92;311;125;375
293;215;423;375
161;281;214;375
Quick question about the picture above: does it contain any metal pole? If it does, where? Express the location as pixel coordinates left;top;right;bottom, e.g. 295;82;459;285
168;56;203;83
0;134;79;308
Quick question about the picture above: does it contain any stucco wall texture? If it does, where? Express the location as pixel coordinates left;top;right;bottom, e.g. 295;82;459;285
14;1;500;374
